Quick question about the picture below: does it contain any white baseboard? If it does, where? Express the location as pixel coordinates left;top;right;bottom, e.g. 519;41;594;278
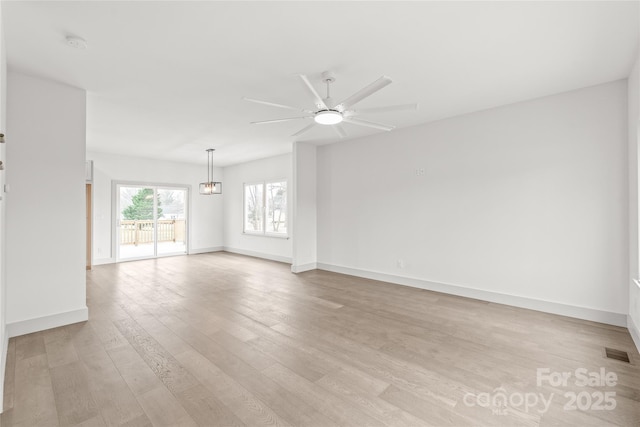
92;257;115;266
92;247;223;265
189;246;224;255
223;247;292;264
7;307;89;338
628;315;640;355
291;262;317;273
316;263;627;327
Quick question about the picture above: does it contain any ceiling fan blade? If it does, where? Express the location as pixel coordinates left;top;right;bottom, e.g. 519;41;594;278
292;123;316;137
332;124;347;139
350;103;418;115
343;117;395;131
243;97;312;113
337;76;392;110
251;117;312;125
299;74;328;110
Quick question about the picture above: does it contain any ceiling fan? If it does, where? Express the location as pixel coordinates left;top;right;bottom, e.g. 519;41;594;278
243;71;418;138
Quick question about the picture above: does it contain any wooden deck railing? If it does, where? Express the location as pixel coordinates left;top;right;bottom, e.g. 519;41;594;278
120;220;186;245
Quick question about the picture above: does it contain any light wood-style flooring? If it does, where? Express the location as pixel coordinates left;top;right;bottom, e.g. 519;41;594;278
1;252;639;426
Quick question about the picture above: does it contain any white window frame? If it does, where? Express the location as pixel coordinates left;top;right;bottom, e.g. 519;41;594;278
243;179;288;238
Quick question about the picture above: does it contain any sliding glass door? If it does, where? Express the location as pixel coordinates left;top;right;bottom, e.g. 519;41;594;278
157;188;187;256
116;184;188;261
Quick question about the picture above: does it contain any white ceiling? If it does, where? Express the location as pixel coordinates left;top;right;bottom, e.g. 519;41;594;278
3;1;639;167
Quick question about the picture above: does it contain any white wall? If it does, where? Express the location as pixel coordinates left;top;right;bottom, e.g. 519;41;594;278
87;151;223;264
6;72;87;336
628;57;640;351
0;3;7;412
292;142;317;272
223;154;292;263
318;80;628;325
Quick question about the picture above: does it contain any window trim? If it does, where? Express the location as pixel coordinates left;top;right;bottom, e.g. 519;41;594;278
243;179;289;238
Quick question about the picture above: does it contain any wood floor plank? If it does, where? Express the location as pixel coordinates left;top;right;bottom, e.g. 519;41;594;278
114;318;200;395
136;386;197;427
175;350;292;427
88;316;130;351
380;384;489;426
246;336;327;382
68;322;105;359
45;331;81;369
156;314;333;426
208;330;277;372
218;323;260;343
9;354;59;426
315;373;426;427
74;414;107;427
79;347;149;427
106;344;164;396
130;314;193;356
14;332;46;362
49;361;99;425
3;338;16;411
2;252;639;426
262;362;385;427
174;384;245;427
320;367;390;397
270;321;464;408
228;318;392;395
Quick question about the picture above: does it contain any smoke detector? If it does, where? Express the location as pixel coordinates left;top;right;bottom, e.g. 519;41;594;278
65;36;87;49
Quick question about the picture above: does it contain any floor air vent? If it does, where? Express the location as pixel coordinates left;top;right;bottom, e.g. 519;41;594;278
604;347;630;363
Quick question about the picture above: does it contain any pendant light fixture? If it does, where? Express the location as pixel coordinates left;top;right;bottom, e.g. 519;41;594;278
199;148;222;195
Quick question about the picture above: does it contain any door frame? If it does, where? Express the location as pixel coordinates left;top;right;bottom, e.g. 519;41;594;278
86;183;92;270
112;180;191;262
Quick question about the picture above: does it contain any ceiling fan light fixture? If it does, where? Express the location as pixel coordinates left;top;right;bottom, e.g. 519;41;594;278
314;110;343;125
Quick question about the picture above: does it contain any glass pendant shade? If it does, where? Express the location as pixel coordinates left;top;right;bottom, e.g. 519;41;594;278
199;182;222;195
199;148;222;195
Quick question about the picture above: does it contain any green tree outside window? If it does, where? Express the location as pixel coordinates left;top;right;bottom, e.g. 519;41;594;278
122;188;163;220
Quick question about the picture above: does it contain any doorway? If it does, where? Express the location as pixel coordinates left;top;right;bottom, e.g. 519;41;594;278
115;183;189;261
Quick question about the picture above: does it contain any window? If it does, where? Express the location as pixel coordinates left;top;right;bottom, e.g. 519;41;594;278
244;180;287;236
244;183;264;233
265;181;287;233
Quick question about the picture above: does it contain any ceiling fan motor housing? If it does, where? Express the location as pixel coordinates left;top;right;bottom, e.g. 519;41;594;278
321;70;336;84
314;109;343;125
